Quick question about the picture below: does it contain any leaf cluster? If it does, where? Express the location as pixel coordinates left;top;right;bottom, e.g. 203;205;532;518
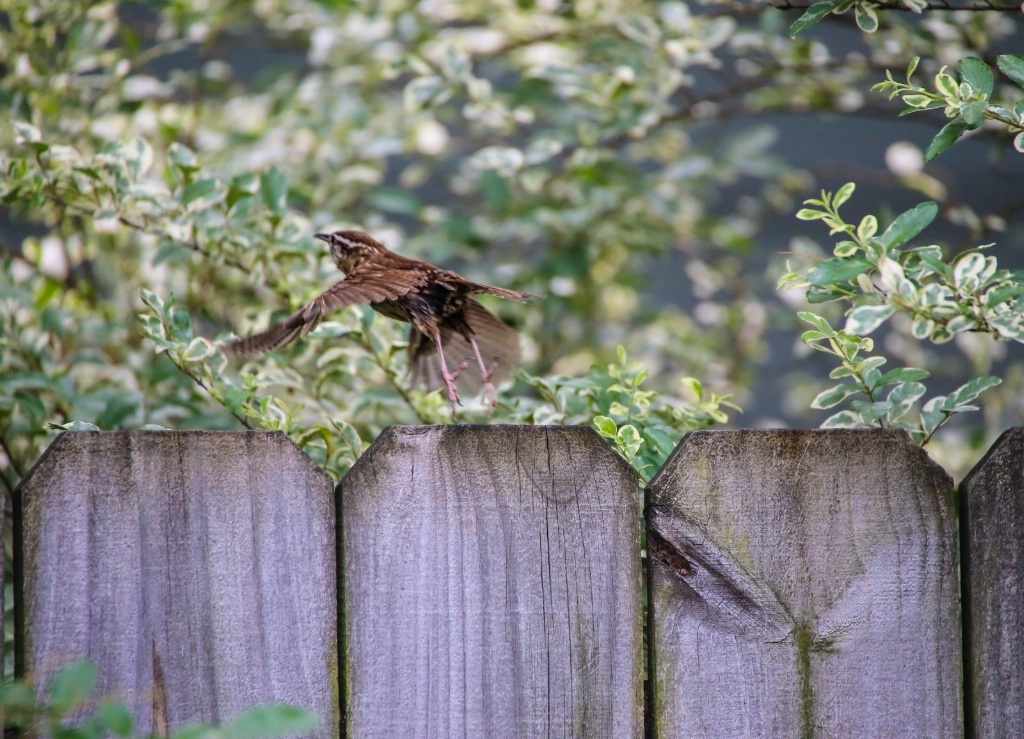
874;55;1024;159
784;182;1024;344
503;346;737;483
797;312;999;442
0;661;319;739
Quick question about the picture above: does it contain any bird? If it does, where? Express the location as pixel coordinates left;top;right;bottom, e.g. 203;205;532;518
223;230;541;411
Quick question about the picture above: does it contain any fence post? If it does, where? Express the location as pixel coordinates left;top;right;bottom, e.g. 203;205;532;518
961;427;1024;737
14;431;338;735
645;429;961;737
338;425;643;737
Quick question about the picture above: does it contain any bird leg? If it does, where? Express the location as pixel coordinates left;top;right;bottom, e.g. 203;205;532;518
432;331;468;412
468;334;499;410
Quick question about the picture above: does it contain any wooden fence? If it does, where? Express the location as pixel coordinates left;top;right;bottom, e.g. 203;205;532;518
10;426;1024;737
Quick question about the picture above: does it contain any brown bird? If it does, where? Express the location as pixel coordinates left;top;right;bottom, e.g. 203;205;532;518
224;230;541;411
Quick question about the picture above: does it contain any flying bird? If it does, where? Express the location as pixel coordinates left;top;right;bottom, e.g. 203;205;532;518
224;230;541;411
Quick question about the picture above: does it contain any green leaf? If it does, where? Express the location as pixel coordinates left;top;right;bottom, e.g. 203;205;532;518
997;54;1024;89
845;304;895;334
811;383;862;409
821;410;867;428
925;119;970;161
902;94;935;109
912;248;952;280
877;367;930;385
95;701;135;737
807;256;873;286
959;57;994;97
856;215;877;241
224;704;320;739
593;415;617;438
834;240;859;258
48;420;101;431
960;100;988;129
139;288;165;314
850;399;891;422
854;3;878;33
887;381;927;421
183;179;217;205
644;428;678;460
985;283;1024;307
261;167;289;214
168;142;199;172
183;338;213;362
935;72;960;101
616;424;643;458
832;182;855;209
798;311;836;337
48;661;98;715
941;376;1002;411
878;201;937;248
806;285;850;303
0;680;36;713
789;0;845;37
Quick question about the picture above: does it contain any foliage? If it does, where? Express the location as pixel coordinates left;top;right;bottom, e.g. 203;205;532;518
789;0;894;37
510;346;736;483
780;183;1020;439
874;55;1024;159
796;311;999;442
0;660;319;738
782;183;1024;343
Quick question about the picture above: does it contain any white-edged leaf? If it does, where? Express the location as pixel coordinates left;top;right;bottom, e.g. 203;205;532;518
812;383;863;409
845;304;895;334
821;410;868;428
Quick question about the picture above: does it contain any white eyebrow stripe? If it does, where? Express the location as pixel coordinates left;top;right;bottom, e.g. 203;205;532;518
334;234;367;249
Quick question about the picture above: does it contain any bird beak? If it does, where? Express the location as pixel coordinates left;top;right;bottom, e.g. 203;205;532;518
314;233;330;243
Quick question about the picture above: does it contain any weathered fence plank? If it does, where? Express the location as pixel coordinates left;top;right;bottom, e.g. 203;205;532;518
14;431;337;735
338;425;642;737
646;429;961;737
961;427;1024;738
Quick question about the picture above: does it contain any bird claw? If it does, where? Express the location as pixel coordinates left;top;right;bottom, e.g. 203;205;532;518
443;361;470;413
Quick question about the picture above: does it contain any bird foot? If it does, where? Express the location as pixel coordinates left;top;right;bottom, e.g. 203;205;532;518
443;361;469;412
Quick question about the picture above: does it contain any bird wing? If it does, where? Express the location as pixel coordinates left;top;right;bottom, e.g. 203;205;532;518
409;298;522;395
224;269;420;356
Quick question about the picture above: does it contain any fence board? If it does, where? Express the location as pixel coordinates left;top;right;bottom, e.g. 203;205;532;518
14;431;337;735
961;427;1024;738
338;425;642;738
646;429;961;737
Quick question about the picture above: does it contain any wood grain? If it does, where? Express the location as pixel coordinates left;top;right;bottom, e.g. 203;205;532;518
646;429;961;738
15;431;337;735
338;425;642;738
961;427;1024;738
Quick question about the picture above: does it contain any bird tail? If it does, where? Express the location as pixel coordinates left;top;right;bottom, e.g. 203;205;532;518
409;299;522;396
466;283;544;303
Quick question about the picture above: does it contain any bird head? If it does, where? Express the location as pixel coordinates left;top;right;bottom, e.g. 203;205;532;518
314;230;383;273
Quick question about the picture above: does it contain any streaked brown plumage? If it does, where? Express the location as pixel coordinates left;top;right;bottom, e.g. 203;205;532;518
223;230;541;411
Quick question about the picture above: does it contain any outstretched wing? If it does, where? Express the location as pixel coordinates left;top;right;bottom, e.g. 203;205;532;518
224;271;417;356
